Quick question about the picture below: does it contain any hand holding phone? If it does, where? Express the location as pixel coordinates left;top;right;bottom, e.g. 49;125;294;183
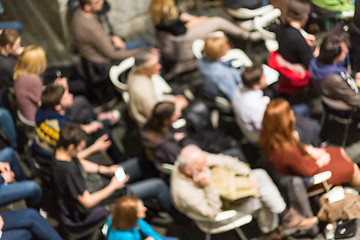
115;167;126;182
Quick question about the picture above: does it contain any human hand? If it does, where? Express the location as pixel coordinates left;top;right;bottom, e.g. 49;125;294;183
0;216;3;231
174;132;186;141
308;147;331;168
305;33;316;47
91;134;112;152
193;171;211;187
355;72;360;86
174;95;188;110
145;237;155;240
107;164;120;176
112;36;125;50
54;77;69;89
110;174;129;190
1;170;15;183
0;162;11;173
82;121;103;134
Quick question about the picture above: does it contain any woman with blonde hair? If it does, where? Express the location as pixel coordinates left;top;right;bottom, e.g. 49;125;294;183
148;0;254;76
106;195;179;240
13;45;46;122
258;99;360;188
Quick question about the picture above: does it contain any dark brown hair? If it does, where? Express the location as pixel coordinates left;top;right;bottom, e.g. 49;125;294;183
241;64;264;88
286;0;311;22
0;29;20;47
41;84;65;111
58;123;88;149
111;196;141;230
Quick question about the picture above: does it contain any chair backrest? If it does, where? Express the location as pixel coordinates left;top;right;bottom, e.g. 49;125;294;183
109;57;135;105
226;4;275;19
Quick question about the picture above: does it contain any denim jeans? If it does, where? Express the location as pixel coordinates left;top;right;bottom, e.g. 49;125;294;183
121;158;172;211
1;209;62;240
0;148;42;209
125;39;150;50
0;108;17;149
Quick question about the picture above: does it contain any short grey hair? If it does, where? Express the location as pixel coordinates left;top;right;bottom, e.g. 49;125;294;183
177;156;192;172
134;47;155;67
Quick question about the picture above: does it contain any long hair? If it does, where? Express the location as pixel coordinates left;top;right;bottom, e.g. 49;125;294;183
258;99;306;156
13;45;46;81
143;101;175;148
149;0;179;25
111;196;141;231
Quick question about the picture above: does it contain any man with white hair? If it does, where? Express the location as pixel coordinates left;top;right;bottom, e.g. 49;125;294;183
170;145;318;239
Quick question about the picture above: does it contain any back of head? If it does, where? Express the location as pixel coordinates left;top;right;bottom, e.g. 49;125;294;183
203;36;228;61
286;0;310;23
13;45;47;80
241;64;264;88
0;29;20;48
58;123;87;149
112;196;140;230
318;33;347;65
149;0;179;25
134;48;155;68
41;84;65;111
258;99;296;154
148;101;175;131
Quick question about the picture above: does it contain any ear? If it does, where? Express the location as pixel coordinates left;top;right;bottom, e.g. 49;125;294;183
54;104;62;112
67;144;75;152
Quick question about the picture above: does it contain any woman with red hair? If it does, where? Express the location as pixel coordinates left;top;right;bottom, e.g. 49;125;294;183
259;99;360;187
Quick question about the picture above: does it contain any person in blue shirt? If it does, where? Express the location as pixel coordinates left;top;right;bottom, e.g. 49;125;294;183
198;34;242;101
106;195;178;240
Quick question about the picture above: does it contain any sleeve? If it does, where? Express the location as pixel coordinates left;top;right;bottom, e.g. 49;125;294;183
90;29;139;61
331;74;360;108
278;146;319;177
296;36;313;68
138;219;163;240
66;168;87;200
28;78;43;105
215;69;240;100
205;152;251;175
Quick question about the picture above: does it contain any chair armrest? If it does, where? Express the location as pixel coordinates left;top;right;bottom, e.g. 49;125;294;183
313;171;332;185
214;210;237;221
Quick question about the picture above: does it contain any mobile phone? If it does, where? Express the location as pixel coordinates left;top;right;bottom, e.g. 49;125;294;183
115;167;126;182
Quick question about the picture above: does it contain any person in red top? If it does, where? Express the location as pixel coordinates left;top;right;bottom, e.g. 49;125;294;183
258;99;360;187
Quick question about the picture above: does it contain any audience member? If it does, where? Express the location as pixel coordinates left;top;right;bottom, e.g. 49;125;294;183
0;107;17;149
0;147;42;209
106;196;178;240
171;145;318;239
141;101;246;165
34;84;124;163
258;99;360;188
0;208;62;240
13;45;46;123
71;0;146;65
128;49;188;126
148;0;256;77
53;124;172;225
273;0;315;96
232;65;320;145
0;28;23;88
309;34;360;110
198;35;241;101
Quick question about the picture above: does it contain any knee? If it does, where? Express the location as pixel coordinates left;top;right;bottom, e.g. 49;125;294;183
0;148;16;163
151;179;169;192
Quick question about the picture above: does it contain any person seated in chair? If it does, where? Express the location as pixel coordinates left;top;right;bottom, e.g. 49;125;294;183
71;0;148;65
34;83;124;163
53;124;172;225
232;64;320;145
0;147;42;209
170;144;318;239
198;34;242;102
128;48;188;126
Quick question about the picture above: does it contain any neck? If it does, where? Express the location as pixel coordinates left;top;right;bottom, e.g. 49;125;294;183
289;21;302;30
55;147;72;161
